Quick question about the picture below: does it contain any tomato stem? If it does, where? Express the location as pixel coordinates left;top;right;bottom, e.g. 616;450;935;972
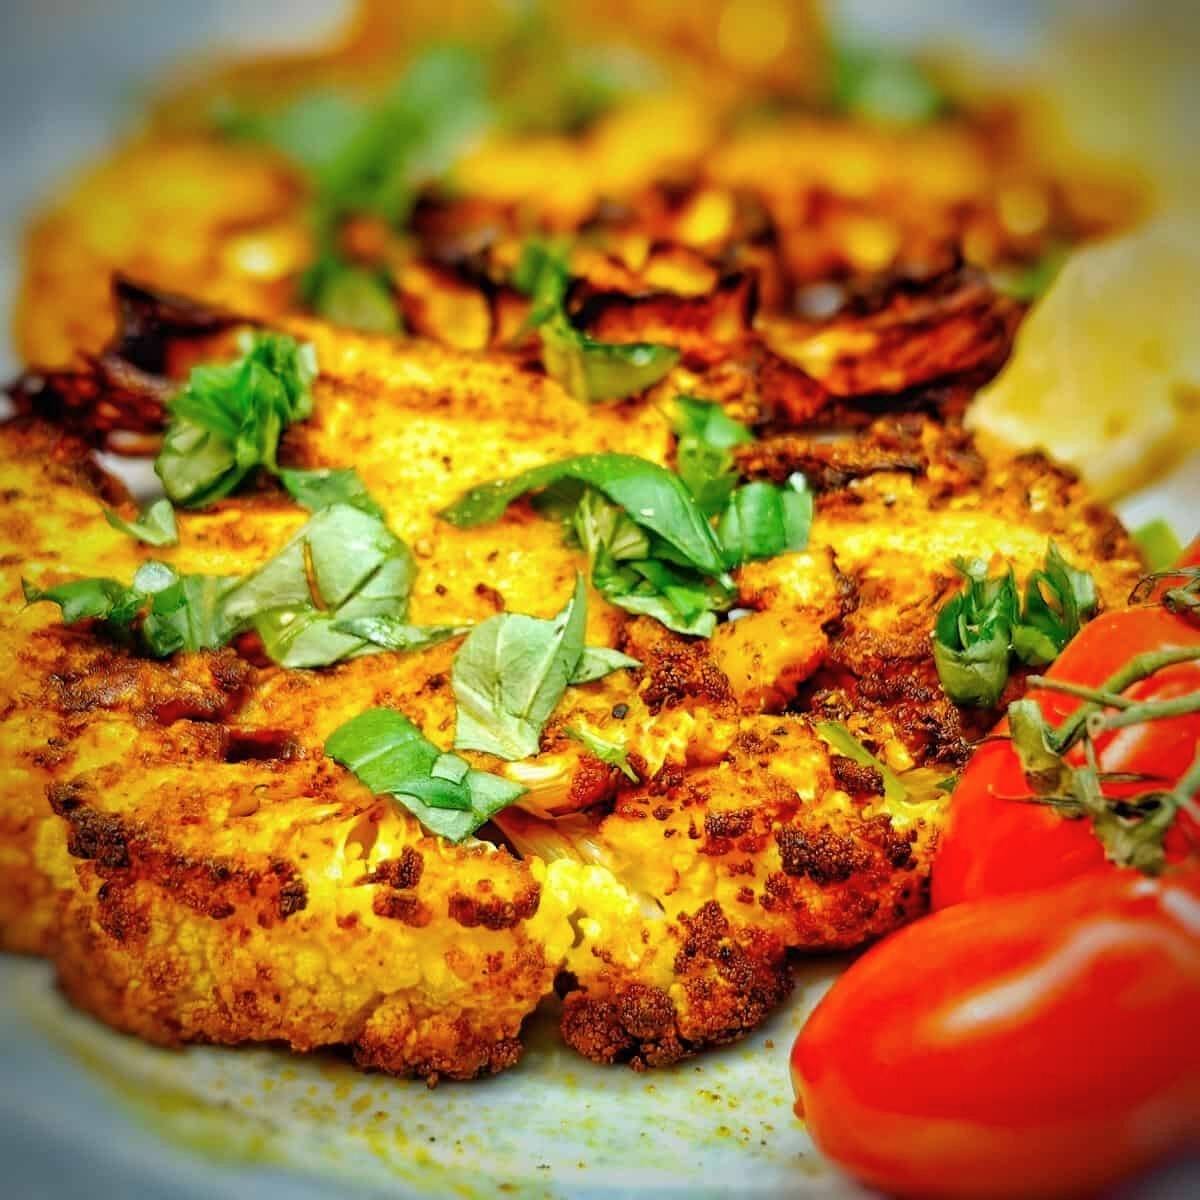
1050;647;1200;753
1026;676;1137;709
1090;692;1200;734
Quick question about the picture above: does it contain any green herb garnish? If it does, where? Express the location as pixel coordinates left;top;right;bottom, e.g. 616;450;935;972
673;395;754;517
219;45;491;331
718;475;813;570
23;563;236;657
452;575;638;761
513;240;679;403
933;557;1019;707
815;721;909;804
443;453;727;577
24;504;452;669
444;450;814;637
155;330;317;507
565;725;639;782
278;466;386;519
933;542;1098;706
1011;542;1099;667
325;707;526;842
103;498;179;547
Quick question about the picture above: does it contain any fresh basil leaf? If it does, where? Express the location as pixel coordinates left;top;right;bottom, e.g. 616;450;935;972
1134;519;1183;573
933;558;1020;707
156;331;317;508
23;564;234;656
832;43;946;125
224;503;416;669
815;721;909;804
541;314;679;404
512;239;571;331
718;474;812;569
1012;542;1098;666
22;576;143;626
569;488;650;562
571;645;641;684
325;707;526;842
278;467;385;519
591;552;729;637
333;616;469;653
442;453;727;578
453;575;588;760
674;395;754;517
103;498;179;547
139;568;239;656
510;240;677;402
565;726;638;782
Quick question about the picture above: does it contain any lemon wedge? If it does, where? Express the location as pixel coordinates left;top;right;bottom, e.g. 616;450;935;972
968;219;1200;500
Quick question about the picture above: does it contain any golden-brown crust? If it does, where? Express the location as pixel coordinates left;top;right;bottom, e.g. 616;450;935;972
0;27;1146;1080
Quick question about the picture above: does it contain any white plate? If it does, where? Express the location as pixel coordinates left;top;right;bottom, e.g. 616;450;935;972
0;5;1194;1199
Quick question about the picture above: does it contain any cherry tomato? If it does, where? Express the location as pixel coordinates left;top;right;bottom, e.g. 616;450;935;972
932;603;1200;909
792;870;1200;1200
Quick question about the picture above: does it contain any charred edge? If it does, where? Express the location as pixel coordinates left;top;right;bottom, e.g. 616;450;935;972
109;274;243;374
562;901;792;1069
56;795;307;922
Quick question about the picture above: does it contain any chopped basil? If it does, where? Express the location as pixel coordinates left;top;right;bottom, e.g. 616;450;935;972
103;498;179;547
23;563;236;656
571;644;642;684
513;240;679;403
565;725;638;782
22;576;144;627
934;544;1098;706
219;46;489;329
24;504;445;669
1011;541;1099;667
139;567;239;657
452;575;638;761
222;504;416;669
156;330;317;507
541;316;680;405
442;453;727;578
1133;518;1183;572
673;395;754;517
718;475;813;569
444;451;813;637
325;707;526;842
278;466;385;519
815;721;909;804
332;616;469;654
933;557;1020;707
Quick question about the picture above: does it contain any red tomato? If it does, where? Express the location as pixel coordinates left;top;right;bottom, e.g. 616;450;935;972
932;603;1200;909
792;870;1200;1200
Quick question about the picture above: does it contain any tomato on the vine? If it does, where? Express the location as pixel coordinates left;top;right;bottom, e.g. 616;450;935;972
791;869;1200;1200
932;595;1200;909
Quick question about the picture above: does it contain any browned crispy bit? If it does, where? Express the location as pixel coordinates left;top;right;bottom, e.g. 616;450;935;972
560;901;791;1069
761;267;1020;398
7;277;243;444
107;274;243;373
574;272;757;366
737;432;925;491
